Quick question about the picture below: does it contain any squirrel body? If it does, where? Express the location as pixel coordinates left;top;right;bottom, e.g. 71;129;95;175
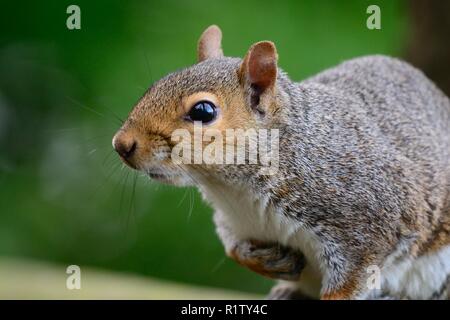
113;26;450;299
208;55;450;299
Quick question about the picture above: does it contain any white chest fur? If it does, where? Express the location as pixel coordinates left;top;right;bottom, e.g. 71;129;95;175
378;244;450;299
199;181;324;297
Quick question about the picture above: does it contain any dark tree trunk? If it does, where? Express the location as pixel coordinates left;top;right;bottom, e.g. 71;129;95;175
405;0;450;96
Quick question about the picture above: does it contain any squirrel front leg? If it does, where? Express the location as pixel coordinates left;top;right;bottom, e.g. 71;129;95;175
215;211;379;300
229;240;306;281
214;211;306;282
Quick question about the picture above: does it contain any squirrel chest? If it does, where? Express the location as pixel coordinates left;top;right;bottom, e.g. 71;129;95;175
200;181;324;293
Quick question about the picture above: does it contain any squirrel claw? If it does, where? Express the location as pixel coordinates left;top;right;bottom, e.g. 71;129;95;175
229;240;306;281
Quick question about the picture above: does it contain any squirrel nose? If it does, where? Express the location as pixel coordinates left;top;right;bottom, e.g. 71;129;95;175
113;133;137;160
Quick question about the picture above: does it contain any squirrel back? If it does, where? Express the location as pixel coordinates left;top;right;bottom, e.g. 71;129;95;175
276;54;450;254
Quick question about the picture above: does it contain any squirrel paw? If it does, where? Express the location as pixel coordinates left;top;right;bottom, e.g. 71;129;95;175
229;240;305;281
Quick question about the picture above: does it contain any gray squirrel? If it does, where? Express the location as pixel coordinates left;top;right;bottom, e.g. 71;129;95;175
112;25;450;299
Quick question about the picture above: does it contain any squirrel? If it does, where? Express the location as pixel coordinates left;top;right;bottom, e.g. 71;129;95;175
112;25;450;299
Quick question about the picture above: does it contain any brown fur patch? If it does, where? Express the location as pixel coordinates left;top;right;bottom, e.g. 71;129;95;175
321;279;359;300
420;216;450;254
418;190;450;255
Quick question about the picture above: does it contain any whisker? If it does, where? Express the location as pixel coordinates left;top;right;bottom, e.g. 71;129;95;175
177;188;189;208
187;188;194;222
66;96;123;126
142;48;154;83
82;133;116;143
126;171;139;232
66;96;108;119
119;170;131;219
175;164;202;186
97;102;125;125
102;149;116;168
88;160;122;201
137;36;154;84
44;127;86;133
211;257;227;273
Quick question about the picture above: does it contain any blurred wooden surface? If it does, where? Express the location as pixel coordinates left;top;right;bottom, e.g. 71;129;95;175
0;257;260;299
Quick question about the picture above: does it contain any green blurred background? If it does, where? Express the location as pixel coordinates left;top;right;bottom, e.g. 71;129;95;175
0;0;407;296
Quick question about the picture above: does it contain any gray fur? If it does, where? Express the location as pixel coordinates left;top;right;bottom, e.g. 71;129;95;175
263;55;450;297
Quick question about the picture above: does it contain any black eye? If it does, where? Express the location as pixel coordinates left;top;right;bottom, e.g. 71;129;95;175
186;101;217;124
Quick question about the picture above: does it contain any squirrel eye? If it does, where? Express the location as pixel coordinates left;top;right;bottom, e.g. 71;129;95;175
186;101;217;124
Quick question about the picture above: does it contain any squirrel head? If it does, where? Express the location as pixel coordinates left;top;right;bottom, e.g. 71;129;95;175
113;25;289;185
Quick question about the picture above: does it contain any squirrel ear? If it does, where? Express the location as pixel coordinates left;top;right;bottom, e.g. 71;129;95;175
197;25;224;62
240;41;278;92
